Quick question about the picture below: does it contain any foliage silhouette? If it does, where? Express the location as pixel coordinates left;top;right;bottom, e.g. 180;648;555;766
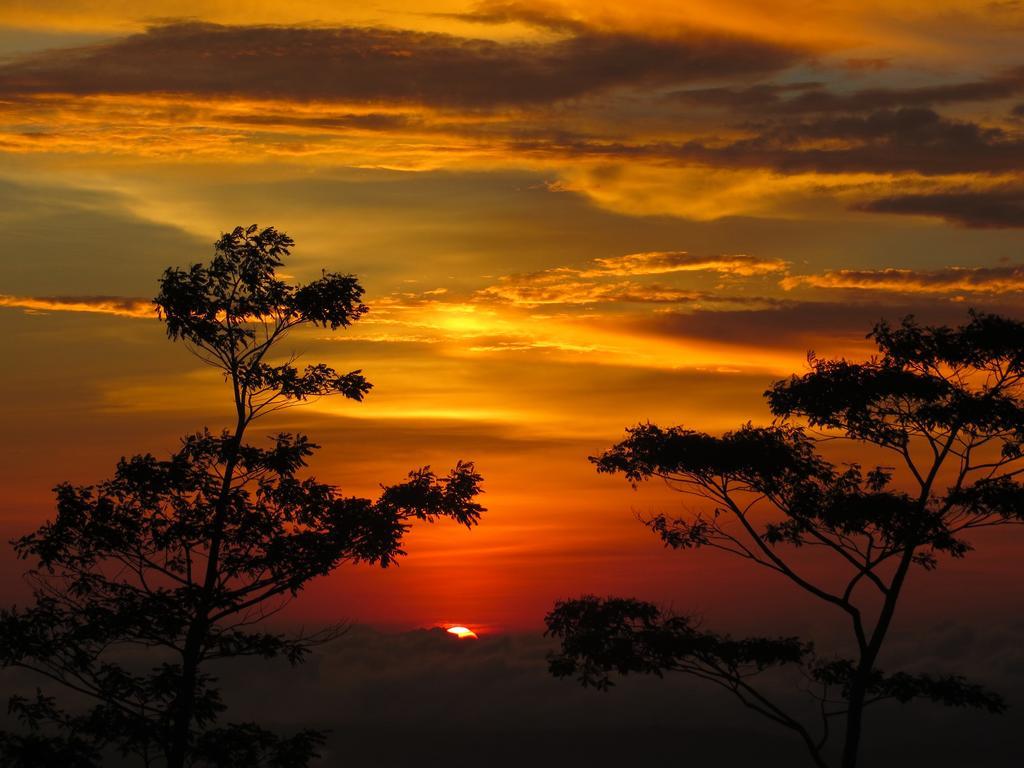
546;311;1022;768
0;225;484;767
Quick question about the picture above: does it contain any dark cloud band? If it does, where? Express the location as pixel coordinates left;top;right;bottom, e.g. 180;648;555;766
670;66;1024;115
0;21;803;108
856;188;1024;228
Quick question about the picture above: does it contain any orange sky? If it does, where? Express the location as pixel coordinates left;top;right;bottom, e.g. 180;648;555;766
1;0;1023;632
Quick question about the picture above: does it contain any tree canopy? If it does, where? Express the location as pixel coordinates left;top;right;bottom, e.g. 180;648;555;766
1;225;485;768
547;311;1023;768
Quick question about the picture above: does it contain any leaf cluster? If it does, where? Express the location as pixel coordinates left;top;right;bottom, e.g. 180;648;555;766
154;225;373;419
546;595;809;692
546;596;1005;754
1;432;483;763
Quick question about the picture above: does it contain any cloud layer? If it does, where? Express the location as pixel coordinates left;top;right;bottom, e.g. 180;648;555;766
857;188;1024;228
584;252;788;277
0;294;154;317
782;265;1024;294
1;13;1023;225
0;21;802;108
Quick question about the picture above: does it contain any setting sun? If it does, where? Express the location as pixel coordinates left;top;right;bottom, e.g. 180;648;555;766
445;626;478;640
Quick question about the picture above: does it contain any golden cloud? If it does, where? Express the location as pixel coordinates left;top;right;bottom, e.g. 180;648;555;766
472;248;789;308
475;269;703;307
0;294;155;317
781;265;1024;294
584;251;788;277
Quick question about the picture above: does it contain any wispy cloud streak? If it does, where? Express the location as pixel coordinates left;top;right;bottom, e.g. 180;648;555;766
0;294;154;318
782;265;1024;294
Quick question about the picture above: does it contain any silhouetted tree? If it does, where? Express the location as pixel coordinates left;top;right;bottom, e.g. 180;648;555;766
546;312;1022;768
0;225;484;767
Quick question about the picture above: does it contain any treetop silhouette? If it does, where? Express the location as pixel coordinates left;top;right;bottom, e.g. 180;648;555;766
156;224;373;412
547;311;1024;768
1;225;484;768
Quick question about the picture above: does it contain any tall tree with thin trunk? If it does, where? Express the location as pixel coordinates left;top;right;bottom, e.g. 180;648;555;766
0;225;484;767
546;312;1021;767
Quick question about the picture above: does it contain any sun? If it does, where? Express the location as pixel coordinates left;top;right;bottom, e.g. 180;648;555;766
446;626;478;639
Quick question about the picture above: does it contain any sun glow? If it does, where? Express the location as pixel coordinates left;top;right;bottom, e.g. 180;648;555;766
446;626;478;639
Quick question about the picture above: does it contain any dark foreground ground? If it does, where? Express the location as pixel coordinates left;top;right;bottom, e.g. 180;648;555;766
3;622;1022;767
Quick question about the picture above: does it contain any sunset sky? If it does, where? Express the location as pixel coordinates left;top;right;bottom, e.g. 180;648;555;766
2;0;1023;634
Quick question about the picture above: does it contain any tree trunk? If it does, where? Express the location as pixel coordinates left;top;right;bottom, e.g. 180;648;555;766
840;545;916;768
167;617;208;768
840;666;871;768
166;414;245;768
